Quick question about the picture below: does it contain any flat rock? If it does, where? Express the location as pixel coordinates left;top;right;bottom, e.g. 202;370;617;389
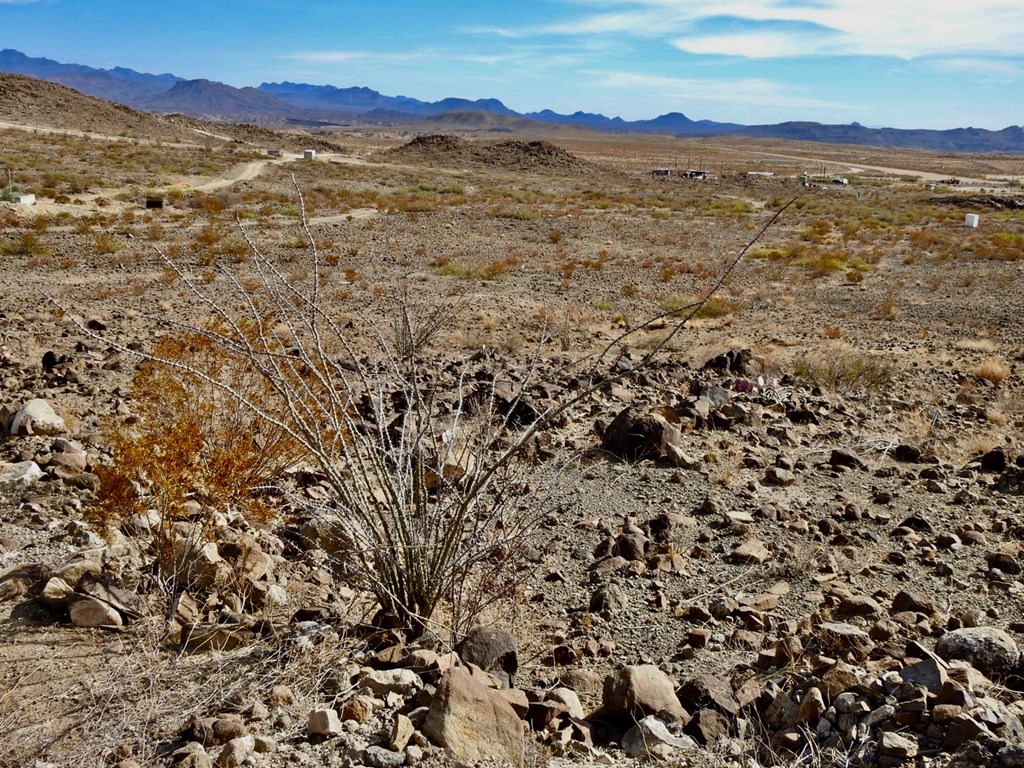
731;537;770;564
67;593;123;628
621;715;697;758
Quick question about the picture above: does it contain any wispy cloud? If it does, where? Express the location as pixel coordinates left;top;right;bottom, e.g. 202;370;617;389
519;1;1024;60
591;70;851;111
931;58;1023;78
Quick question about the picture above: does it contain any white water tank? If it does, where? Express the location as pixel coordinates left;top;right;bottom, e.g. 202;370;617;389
965;213;980;228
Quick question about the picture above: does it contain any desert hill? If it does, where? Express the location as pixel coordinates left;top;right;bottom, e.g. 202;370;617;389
0;73;200;141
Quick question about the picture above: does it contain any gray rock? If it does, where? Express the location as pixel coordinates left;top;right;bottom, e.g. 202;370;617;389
601;406;681;461
590;583;627;614
830;447;867;470
731;537;770;564
764;467;796;486
361;668;423;697
214;735;255;768
0;461;43;488
621;715;697;758
362;746;406;768
935;627;1021;679
455;627;518;688
879;731;918;759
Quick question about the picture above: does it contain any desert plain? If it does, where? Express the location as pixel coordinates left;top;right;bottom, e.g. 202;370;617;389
2;73;1024;768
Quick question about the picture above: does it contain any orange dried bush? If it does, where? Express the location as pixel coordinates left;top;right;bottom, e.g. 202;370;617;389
92;328;306;542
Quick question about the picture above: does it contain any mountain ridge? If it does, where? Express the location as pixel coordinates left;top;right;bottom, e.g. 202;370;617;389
2;49;1023;152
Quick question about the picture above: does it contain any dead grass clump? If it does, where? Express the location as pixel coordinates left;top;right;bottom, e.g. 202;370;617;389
792;348;898;392
976;357;1011;385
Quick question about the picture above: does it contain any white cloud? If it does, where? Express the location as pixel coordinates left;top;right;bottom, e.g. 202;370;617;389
538;0;1024;60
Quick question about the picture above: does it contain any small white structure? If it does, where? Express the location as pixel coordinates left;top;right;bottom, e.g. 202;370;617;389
965;213;980;228
303;149;317;160
12;192;35;205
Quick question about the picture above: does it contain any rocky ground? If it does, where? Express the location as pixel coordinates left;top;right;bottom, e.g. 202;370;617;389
1;103;1024;768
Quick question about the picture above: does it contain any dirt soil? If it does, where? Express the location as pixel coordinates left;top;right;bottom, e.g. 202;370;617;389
1;84;1024;768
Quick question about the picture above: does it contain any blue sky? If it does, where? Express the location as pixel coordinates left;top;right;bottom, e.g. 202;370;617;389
2;0;1022;129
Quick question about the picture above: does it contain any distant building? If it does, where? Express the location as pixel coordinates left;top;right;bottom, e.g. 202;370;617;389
651;167;670;177
267;148;282;157
303;149;317;160
12;192;35;205
680;169;710;180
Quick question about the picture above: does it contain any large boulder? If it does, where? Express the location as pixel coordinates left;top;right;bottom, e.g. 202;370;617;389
936;627;1021;680
10;399;66;436
456;627;518;689
423;666;524;768
0;461;43;488
601;406;681;462
600;665;688;723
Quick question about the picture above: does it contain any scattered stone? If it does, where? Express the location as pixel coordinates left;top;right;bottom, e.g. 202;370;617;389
879;731;918;759
362;746;407;768
731;537;770;564
67;593;123;628
590;583;627;614
361;668;423;697
764;467;796;486
390;714;415;751
0;460;43;488
307;709;343;737
601;406;681;461
214;735;255;768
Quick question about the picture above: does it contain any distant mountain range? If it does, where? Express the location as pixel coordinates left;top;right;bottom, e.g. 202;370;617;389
2;48;1022;152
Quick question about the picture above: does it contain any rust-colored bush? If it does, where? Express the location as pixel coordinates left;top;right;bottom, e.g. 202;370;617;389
93;328;305;540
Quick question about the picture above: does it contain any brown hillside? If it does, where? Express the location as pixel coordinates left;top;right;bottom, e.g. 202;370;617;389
0;73;200;141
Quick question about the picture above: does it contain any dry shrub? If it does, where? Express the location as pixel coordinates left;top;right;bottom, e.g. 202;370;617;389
792;347;898;392
976;357;1011;385
92;328;305;577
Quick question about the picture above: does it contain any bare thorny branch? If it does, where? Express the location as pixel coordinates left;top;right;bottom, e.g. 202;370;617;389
49;178;796;638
